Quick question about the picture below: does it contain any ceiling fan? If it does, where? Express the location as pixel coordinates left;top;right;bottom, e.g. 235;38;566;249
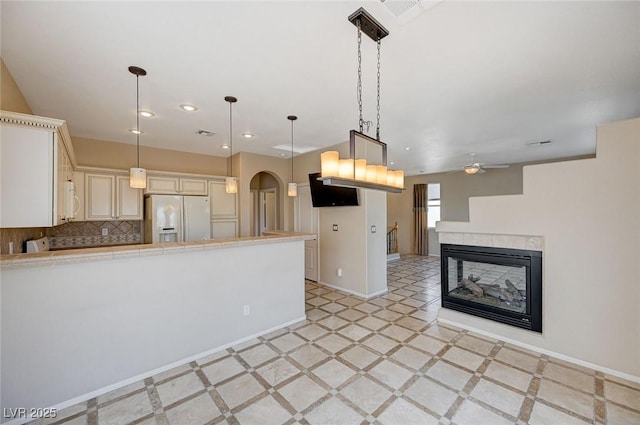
454;153;510;175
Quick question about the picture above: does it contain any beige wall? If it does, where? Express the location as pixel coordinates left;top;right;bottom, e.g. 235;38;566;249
437;116;640;378
0;59;32;114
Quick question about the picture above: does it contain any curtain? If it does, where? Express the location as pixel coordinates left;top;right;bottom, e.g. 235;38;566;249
413;184;428;255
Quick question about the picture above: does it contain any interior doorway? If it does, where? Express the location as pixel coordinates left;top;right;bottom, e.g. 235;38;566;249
249;172;280;236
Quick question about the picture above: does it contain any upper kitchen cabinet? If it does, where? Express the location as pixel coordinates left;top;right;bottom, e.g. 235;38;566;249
85;173;143;220
146;176;208;195
0;111;77;228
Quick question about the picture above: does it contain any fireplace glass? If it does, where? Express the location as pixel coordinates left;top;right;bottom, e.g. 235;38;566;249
441;244;542;332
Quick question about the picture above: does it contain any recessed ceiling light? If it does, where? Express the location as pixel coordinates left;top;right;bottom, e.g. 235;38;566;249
280;153;287;157
196;129;215;136
405;147;411;151
390;161;395;165
221;144;230;149
139;111;155;118
242;132;254;139
180;104;198;112
129;129;143;135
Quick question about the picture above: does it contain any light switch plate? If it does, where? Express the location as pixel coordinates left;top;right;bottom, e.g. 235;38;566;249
101;228;109;236
371;225;377;233
333;224;338;231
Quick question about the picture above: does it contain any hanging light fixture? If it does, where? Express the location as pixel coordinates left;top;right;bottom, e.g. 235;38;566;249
224;96;238;193
128;66;147;189
287;115;298;197
318;8;404;193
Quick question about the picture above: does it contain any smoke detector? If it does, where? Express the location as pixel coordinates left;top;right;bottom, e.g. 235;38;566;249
380;0;444;24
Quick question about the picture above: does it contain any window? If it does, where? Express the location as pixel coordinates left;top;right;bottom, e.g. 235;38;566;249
427;183;440;228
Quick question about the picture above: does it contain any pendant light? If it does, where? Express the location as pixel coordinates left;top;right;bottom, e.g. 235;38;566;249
128;66;147;189
225;96;238;194
318;8;405;193
287;115;298;197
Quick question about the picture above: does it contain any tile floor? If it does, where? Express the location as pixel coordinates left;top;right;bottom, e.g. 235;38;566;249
32;255;640;425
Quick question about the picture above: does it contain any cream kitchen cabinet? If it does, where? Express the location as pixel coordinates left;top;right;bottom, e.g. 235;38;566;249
85;174;143;220
0;111;76;227
208;180;238;238
145;176;208;195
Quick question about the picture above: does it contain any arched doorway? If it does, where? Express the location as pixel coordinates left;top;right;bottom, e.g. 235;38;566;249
249;171;281;236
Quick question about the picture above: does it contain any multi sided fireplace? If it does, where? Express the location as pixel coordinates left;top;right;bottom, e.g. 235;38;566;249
440;244;542;332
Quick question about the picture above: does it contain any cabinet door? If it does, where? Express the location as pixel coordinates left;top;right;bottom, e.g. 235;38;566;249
85;174;115;220
0;125;55;227
208;180;238;218
211;219;238;239
146;176;179;194
180;178;208;195
116;176;143;220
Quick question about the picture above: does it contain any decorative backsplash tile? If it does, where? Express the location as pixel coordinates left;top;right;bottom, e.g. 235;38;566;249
47;221;142;250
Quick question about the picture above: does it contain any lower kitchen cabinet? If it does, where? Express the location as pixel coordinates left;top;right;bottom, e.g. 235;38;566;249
85;173;142;220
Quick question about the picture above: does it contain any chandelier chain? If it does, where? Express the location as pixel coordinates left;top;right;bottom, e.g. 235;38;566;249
376;37;381;141
357;20;363;133
229;102;233;177
136;74;140;168
291;119;294;181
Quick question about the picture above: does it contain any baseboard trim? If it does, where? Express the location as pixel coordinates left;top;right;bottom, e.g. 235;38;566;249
1;315;307;425
437;317;640;385
387;253;400;261
317;281;388;299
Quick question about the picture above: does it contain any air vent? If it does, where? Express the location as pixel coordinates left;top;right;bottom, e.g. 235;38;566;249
380;0;443;24
526;140;552;147
196;129;215;136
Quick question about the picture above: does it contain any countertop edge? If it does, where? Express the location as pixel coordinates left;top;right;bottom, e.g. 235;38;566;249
0;233;317;270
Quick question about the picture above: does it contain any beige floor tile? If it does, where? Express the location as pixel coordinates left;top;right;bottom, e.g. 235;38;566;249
368;360;413;389
278;375;327;412
321;302;348;314
304;397;363;425
390;346;431;371
377;398;439;425
361;334;399;355
234;395;292;425
216;373;265;409
543;362;595;393
165;393;221;425
238;343;280;367
339;346;380;370
357;315;387;330
374;309;404;322
341;376;392;414
354;303;382;314
424;324;460;342
452;400;514;425
528;401;590;425
455;334;496;356
270;333;306;353
379;324;415;342
288;344;328;369
306;296;330;307
152;364;192;383
395;316;428;331
426;360;472;390
604;380;640;409
537;379;594;418
97;381;145;405
257;357;301;387
312;359;356;388
484;361;533;392
294;323;330;341
97;392;153;425
202;356;245;384
315;333;352;354
407;334;447;355
494;346;540;373
156;372;204;407
306;308;330;321
338;324;372;342
404;376;458;415
471;378;525;417
606;403;640;425
317;315;349;330
337;308;367;322
442;346;486;372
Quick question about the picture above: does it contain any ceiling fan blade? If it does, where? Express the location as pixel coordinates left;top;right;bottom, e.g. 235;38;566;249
482;164;509;169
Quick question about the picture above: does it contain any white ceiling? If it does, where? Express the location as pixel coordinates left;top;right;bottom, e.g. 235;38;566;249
2;0;639;175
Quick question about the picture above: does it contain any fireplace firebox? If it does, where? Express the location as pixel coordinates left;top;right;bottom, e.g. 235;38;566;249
440;244;542;332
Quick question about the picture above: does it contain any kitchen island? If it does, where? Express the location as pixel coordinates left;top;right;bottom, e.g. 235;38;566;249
0;233;315;418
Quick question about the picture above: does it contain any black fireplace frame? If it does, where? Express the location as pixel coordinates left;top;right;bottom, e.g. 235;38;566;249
440;244;542;332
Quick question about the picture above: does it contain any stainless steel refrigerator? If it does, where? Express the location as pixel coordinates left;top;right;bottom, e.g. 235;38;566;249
144;195;211;243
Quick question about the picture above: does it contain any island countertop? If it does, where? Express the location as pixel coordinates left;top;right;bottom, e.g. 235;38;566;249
0;232;316;270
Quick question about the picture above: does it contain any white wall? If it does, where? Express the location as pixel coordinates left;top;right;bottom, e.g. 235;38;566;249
437;117;640;378
1;240;306;413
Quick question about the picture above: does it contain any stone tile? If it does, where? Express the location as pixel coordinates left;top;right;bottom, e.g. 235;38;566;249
357;316;387;330
165;392;221;425
374;309;404;322
379;324;415;342
442;346;486;372
306;296;330;307
337;308;367;322
377;397;439;425
304;397;363;425
390;346;431;371
238;343;280;367
257;357;301;387
340;346;380;370
361;334;399;355
339;324;372;342
288;344;328;369
294;323;330;341
404;376;458;416
97;381;145;405
202;356;245;384
528;401;590;425
455;334;496;356
426;360;472;391
604;380;640;409
234;395;292;425
315;333;352;354
216;373;265;409
471;378;525;417
424;324;460;342
494;347;540;373
368;360;413;389
341;376;392;414
317;315;349;330
278;375;327;412
452;399;514;425
407;334;447;355
270;333;307;353
151;364;192;383
537;379;594;418
312;359;356;388
97;392;153;425
606;403;640;425
156;372;204;406
395;316;428;331
543;362;595;393
484;361;533;392
321;302;348;314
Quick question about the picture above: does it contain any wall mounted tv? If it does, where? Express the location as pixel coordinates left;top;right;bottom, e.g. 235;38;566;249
308;172;359;207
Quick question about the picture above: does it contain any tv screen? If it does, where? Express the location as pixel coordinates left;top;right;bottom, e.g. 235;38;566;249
308;173;359;207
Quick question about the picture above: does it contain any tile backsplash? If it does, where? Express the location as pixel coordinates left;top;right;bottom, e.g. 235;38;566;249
0;221;142;254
